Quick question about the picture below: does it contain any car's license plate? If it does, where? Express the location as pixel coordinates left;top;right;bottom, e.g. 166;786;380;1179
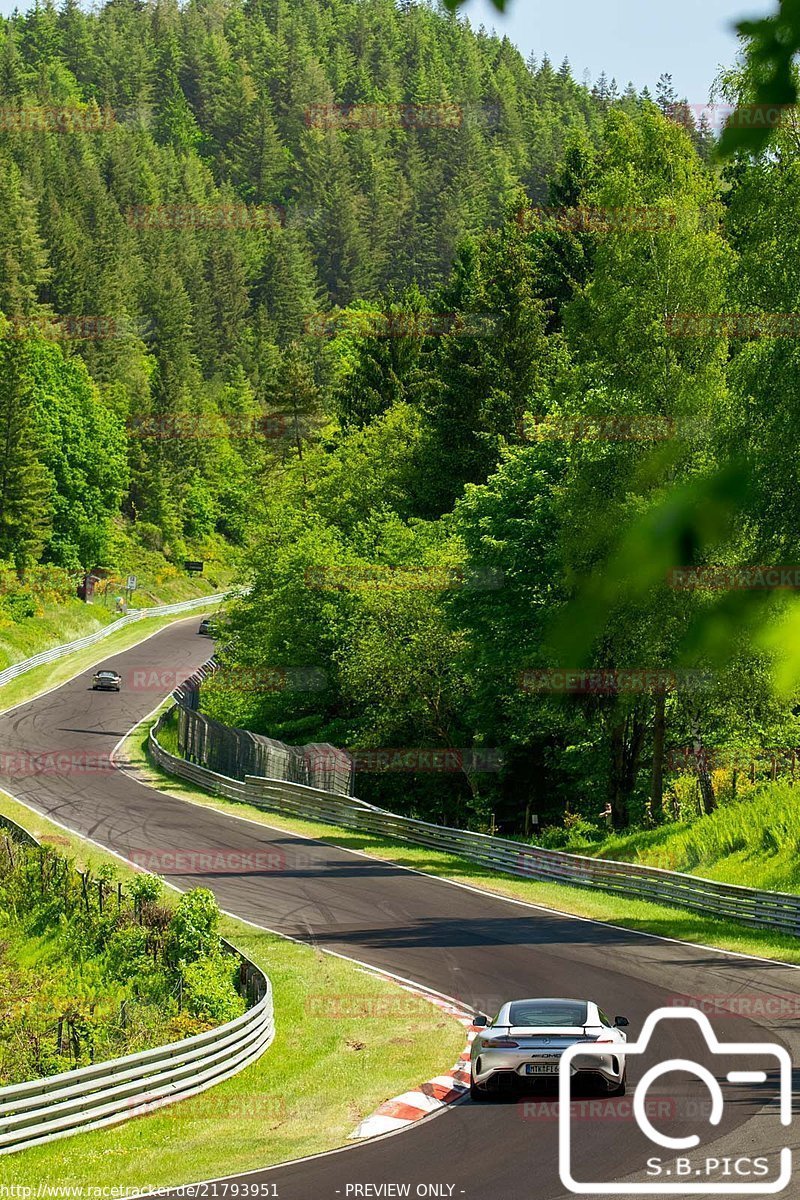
525;1063;559;1075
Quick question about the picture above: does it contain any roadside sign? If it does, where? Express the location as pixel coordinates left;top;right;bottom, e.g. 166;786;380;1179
185;560;204;574
126;574;137;591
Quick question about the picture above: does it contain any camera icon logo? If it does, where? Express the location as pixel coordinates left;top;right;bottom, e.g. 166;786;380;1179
558;1006;792;1195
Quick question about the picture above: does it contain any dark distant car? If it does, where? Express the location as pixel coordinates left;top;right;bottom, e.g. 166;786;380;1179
92;669;121;692
198;617;215;636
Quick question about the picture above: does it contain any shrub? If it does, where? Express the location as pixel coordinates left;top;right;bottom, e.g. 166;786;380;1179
0;592;38;621
104;925;150;982
137;522;163;551
129;873;163;918
665;773;702;821
710;768;739;805
181;954;246;1024
0;848;251;1084
139;902;172;933
537;813;604;850
167;888;222;965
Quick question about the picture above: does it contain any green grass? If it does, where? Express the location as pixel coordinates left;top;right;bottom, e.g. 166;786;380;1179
558;783;800;896
155;705;181;755
0;585;226;679
0;524;237;679
0;598;121;673
123;721;800;970
0;881;186;1086
0;791;467;1190
106;525;237;610
0;602;226;716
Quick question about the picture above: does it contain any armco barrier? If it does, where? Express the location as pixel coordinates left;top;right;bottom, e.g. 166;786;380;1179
0;812;39;848
0;592;228;692
171;661;354;795
149;720;800;938
0;815;274;1154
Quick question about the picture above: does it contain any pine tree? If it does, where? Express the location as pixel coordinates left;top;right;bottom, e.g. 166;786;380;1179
0;339;53;571
0;156;50;317
695;111;715;161
656;72;677;116
593;71;610;107
266;341;323;482
622;81;638;108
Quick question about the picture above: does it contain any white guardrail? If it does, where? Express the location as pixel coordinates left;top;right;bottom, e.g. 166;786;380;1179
150;710;800;938
0;593;228;692
0;816;274;1155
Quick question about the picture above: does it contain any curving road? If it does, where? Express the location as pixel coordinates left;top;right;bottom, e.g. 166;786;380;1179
0;616;798;1199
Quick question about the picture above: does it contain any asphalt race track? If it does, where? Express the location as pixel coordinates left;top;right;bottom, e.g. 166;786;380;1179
1;617;798;1200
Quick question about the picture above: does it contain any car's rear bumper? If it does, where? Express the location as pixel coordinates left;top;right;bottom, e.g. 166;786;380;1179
472;1048;624;1089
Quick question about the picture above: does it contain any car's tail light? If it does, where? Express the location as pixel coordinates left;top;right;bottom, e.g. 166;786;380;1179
595;1037;615;1044
482;1037;519;1048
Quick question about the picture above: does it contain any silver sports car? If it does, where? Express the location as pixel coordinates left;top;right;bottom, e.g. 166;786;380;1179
92;669;122;692
470;997;628;1100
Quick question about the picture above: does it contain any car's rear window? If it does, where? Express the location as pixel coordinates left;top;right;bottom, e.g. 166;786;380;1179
97;671;116;678
508;1001;588;1027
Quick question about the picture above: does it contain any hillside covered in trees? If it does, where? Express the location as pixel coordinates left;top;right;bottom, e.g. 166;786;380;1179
4;0;795;840
0;0;628;573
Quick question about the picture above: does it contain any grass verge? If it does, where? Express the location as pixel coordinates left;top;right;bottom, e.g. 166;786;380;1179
562;782;800;896
0;529;236;678
0;605;224;716
0;599;120;673
0;790;466;1190
123;719;800;970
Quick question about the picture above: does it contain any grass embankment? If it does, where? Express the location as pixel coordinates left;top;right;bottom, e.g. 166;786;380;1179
104;523;238;609
555;783;800;895
0;792;466;1191
0;847;244;1086
0;607;225;716
0;524;237;680
124;720;800;969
